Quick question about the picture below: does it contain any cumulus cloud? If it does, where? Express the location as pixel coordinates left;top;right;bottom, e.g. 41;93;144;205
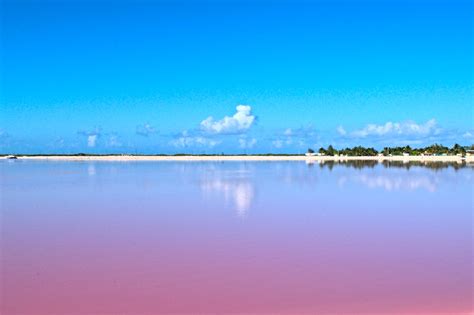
78;128;102;148
136;123;156;137
342;119;440;138
87;135;98;147
239;137;257;149
171;130;220;148
200;105;255;134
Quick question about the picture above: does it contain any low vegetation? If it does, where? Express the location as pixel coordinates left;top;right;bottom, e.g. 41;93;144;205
308;143;472;157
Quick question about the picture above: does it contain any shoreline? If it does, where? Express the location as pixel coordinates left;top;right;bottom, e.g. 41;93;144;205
5;155;473;163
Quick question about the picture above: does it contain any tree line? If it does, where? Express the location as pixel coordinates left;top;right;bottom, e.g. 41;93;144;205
308;144;473;156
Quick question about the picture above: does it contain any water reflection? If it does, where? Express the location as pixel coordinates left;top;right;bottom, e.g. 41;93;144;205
335;164;473;192
2;160;472;314
317;160;378;170
347;173;437;192
201;179;254;217
199;167;255;217
196;161;470;210
315;160;468;170
312;161;472;192
382;160;467;170
87;164;96;176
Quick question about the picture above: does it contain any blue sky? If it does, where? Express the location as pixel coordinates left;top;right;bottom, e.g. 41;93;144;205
1;0;472;154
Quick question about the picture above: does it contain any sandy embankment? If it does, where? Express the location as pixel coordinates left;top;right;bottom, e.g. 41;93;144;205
10;155;473;163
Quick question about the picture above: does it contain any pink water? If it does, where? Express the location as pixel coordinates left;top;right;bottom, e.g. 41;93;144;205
1;161;472;314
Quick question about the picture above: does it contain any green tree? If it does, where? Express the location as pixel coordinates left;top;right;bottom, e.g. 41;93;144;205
327;145;337;156
450;143;466;155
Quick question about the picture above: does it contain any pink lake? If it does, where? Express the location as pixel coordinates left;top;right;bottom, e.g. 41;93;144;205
1;160;472;314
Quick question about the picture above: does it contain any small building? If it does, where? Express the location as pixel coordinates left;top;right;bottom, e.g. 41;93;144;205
466;150;474;157
402;152;410;157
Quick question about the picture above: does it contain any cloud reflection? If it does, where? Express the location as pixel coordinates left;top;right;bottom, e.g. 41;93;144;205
339;171;438;192
354;174;437;192
87;164;96;176
200;168;255;218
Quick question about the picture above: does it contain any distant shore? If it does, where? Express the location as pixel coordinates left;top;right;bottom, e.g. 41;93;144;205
4;155;473;163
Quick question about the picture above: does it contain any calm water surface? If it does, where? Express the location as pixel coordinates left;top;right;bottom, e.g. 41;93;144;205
1;160;472;314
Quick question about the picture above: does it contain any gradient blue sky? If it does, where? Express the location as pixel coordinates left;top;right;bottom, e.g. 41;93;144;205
1;0;472;154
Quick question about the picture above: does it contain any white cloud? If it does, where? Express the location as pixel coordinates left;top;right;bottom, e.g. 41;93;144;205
463;131;473;138
171;131;220;148
79;128;101;148
346;119;439;138
272;138;293;148
200;105;255;134
87;135;98;147
336;126;347;136
272;126;314;149
106;135;122;147
239;137;257;149
272;139;284;148
136;123;156;137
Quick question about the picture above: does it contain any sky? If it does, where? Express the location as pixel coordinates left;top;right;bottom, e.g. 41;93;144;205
0;0;473;154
